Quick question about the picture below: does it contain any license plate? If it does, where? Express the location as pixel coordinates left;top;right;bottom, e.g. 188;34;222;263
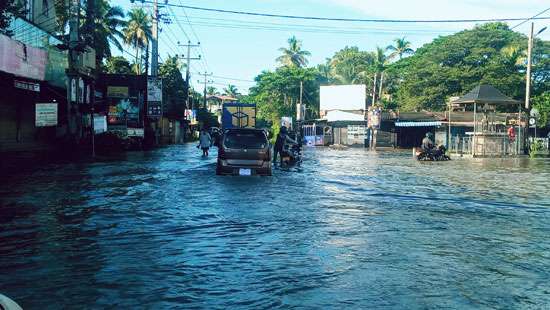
239;168;252;176
283;157;290;161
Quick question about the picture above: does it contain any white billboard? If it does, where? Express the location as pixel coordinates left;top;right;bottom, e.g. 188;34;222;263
320;85;366;111
35;103;57;127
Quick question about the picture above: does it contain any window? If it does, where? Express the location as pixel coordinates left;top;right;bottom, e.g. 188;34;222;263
224;131;267;149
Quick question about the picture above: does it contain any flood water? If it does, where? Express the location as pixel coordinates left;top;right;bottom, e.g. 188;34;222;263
1;145;550;309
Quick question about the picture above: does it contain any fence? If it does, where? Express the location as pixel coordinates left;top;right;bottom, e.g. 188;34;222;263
450;135;519;157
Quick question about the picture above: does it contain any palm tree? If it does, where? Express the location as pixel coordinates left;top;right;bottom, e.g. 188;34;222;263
223;84;239;98
83;0;126;70
372;46;389;103
386;37;414;60
206;86;218;96
501;45;527;68
123;8;152;74
276;36;311;68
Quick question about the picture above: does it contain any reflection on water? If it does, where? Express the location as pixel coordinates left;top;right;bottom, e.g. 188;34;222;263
1;145;549;309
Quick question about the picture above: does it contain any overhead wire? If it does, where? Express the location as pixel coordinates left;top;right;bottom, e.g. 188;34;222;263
177;0;210;72
511;7;550;29
140;1;550;24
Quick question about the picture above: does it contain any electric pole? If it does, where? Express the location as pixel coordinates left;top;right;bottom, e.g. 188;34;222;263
525;22;534;111
151;0;159;76
178;41;201;109
198;72;213;109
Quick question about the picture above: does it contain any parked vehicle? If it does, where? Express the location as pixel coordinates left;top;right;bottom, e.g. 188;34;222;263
415;145;451;161
216;128;272;176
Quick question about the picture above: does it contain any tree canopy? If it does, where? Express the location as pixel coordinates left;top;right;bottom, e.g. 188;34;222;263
386;23;538;111
276;36;311;68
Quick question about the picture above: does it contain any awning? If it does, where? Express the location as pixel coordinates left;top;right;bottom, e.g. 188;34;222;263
395;121;442;127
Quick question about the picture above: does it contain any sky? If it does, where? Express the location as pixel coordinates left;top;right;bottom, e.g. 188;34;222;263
113;0;550;94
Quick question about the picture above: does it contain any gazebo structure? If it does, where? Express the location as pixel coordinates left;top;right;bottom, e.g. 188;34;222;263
451;85;523;157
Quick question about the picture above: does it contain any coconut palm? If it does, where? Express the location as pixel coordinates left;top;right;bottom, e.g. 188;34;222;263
206;86;218;96
223;84;239;98
83;0;126;70
386;37;414;60
123;8;152;74
372;46;390;103
501;45;527;67
276;36;311;68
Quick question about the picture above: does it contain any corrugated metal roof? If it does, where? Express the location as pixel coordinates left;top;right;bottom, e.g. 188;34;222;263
395;121;442;127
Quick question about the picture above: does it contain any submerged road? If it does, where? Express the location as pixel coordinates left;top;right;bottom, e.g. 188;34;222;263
1;145;550;309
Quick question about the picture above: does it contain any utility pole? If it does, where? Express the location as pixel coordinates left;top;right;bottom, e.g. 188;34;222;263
67;0;81;145
151;0;159;76
198;72;213;109
525;23;534;111
178;41;201;109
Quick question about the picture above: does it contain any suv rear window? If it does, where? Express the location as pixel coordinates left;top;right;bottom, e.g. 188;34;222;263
224;131;267;149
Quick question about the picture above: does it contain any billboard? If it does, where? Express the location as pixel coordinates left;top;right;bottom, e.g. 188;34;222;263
320;85;366;111
147;77;162;102
35;103;58;127
221;103;256;129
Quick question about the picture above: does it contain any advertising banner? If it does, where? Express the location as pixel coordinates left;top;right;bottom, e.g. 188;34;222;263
368;107;381;129
108;98;140;126
147;77;162;102
35;103;58;127
93;114;107;133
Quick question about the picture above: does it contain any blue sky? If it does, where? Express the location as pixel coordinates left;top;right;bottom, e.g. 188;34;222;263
113;0;550;94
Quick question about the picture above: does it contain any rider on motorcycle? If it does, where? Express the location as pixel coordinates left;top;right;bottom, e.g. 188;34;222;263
273;126;297;165
421;132;435;152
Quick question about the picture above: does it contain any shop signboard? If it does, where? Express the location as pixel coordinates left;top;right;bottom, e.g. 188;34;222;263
347;125;367;142
107;86;129;98
14;80;40;92
35;103;57;127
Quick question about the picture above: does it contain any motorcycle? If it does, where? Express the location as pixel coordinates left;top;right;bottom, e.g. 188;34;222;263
281;142;302;167
415;145;451;161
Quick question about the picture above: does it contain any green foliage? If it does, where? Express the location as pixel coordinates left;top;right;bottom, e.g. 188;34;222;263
82;0;126;71
123;8;151;74
249;66;320;132
388;23;530;111
197;108;219;128
104;56;132;74
159;56;186;119
532;92;550;128
276;36;311;68
0;0;25;36
329;46;374;84
223;84;240;98
529;139;545;158
386;37;414;61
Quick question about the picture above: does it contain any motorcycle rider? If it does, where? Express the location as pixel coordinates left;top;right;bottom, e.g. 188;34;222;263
273;126;297;166
421;132;435;152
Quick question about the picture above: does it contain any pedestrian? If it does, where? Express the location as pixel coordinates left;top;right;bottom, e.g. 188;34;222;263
507;126;516;143
198;128;212;157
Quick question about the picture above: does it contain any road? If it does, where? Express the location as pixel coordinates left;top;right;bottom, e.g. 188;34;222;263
1;145;550;309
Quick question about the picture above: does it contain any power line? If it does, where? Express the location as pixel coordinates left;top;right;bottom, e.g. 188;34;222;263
176;20;456;36
177;0;210;71
511;7;550;29
140;1;550;24
175;15;458;33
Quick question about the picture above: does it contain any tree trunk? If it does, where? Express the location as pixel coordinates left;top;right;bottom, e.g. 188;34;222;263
135;46;139;75
372;72;378;105
378;71;385;102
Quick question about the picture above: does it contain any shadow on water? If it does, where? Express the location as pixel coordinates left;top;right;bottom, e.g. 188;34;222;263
1;144;550;308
